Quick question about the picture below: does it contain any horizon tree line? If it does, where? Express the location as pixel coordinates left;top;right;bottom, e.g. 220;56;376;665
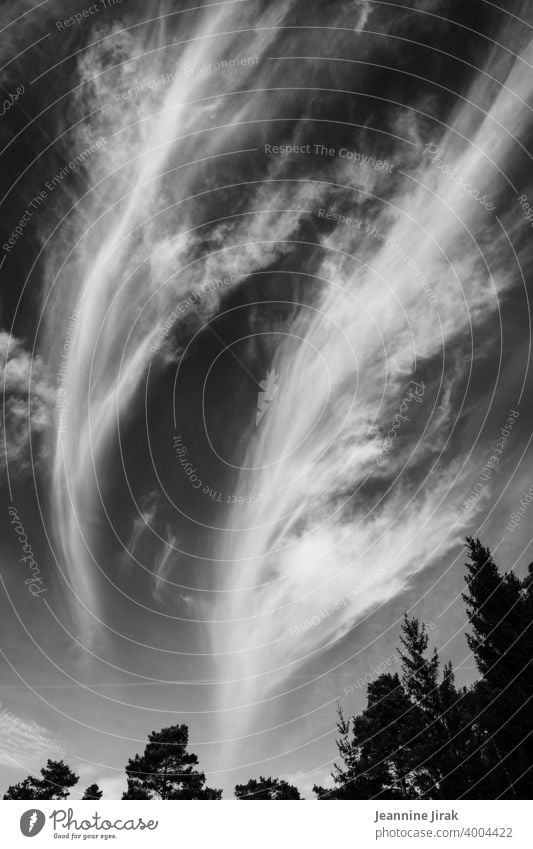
4;538;532;800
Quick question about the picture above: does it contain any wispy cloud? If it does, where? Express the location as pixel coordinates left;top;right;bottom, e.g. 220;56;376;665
0;709;65;770
205;23;533;749
14;0;531;771
0;332;54;481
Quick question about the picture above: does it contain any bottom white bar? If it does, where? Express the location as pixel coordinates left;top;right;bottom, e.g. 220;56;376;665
1;800;530;848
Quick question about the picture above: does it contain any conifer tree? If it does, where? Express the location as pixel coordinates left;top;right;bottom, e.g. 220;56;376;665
4;760;78;800
399;615;487;799
235;776;301;799
315;676;420;799
121;725;221;799
462;538;533;797
82;783;103;800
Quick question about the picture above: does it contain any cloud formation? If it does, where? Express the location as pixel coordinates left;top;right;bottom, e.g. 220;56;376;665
0;332;54;482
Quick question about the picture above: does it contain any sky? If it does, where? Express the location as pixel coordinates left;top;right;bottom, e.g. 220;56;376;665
1;0;533;799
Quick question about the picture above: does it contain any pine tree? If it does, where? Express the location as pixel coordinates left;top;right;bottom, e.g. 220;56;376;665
82;783;103;800
121;725;221;799
235;776;301;799
398;615;487;798
317;535;533;802
462;538;533;797
3;777;44;800
4;760;78;800
434;663;490;799
522;562;533;594
398;615;447;796
315;677;420;799
122;779;151;799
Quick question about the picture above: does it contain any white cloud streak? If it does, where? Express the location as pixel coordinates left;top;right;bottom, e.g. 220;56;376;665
31;0;533;757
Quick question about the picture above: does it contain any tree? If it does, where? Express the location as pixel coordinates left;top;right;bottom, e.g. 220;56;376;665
122;725;221;799
319;613;491;801
3;777;44;800
398;615;449;797
122;780;151;799
398;614;487;799
40;760;78;799
522;562;533;595
82;783;103;800
234;776;301;799
431;662;491;799
462;538;533;798
4;760;78;800
315;677;421;800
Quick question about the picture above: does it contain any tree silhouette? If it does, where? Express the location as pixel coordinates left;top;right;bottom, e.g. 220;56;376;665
122;725;221;799
315;677;420;799
319;579;522;802
462;537;533;797
235;776;301;799
4;760;78;800
3;536;531;802
399;615;488;798
82;783;103;800
3;777;44;800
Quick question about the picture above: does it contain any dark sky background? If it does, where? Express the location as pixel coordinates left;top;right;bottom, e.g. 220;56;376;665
1;0;533;798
